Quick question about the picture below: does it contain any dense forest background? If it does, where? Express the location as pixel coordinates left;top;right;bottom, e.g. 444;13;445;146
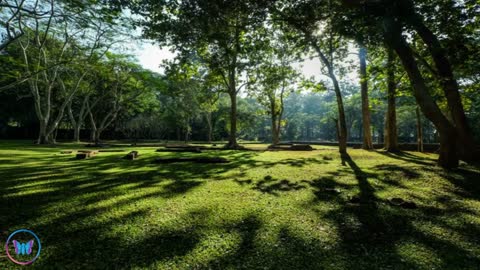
1;0;479;167
1;81;443;144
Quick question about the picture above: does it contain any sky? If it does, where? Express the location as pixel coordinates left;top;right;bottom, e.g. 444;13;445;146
134;41;359;85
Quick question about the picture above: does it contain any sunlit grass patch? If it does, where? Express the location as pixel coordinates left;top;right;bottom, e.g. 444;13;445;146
0;140;479;269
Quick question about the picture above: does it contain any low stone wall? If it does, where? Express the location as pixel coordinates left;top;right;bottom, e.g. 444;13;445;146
289;141;439;153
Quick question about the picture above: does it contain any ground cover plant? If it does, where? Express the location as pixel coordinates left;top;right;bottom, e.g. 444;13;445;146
1;141;479;269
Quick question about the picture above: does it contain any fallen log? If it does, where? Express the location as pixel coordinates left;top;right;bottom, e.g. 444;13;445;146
153;157;229;164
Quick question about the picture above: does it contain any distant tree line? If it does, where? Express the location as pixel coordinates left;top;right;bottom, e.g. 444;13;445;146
1;0;479;168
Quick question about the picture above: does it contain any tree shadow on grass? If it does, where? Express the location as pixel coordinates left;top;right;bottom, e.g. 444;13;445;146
253;178;306;195
259;157;329;168
32;209;206;269
427;167;480;201
373;164;421;179
311;153;480;269
204;215;335;270
234;177;306;196
304;176;354;202
376;150;437;166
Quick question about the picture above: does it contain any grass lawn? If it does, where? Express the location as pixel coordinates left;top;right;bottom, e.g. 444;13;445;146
0;140;479;269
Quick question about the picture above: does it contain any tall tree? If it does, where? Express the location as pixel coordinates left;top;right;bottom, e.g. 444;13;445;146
252;64;298;145
384;47;399;152
359;44;373;149
273;0;350;154
399;0;477;160
340;0;461;167
124;0;268;149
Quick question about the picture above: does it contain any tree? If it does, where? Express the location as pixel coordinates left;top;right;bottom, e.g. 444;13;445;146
400;0;477;160
273;0;350;154
87;55;156;143
340;0;463;167
123;0;269;149
251;63;299;145
384;47;399;152
0;0;46;51
359;44;373;149
8;0;123;144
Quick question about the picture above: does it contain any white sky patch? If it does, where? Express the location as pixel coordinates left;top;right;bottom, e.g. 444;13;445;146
134;42;361;88
134;43;176;74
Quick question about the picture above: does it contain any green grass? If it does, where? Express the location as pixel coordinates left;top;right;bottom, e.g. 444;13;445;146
0;140;479;269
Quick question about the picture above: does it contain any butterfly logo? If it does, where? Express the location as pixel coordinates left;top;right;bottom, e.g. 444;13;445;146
12;240;34;255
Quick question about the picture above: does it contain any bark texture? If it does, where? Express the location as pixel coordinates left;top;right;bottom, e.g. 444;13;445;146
384;48;399;152
359;45;373;150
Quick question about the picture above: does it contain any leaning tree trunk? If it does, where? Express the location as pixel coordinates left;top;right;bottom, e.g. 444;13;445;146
385;48;399;152
359;45;373;150
68;101;81;143
416;106;424;152
88;106;98;143
331;76;348;155
386;21;458;168
300;29;347;155
409;16;476;161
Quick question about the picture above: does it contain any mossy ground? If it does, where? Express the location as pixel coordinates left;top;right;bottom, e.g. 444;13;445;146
0;141;479;269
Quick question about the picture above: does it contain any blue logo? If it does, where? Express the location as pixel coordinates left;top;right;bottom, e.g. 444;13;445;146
5;229;41;265
13;240;34;255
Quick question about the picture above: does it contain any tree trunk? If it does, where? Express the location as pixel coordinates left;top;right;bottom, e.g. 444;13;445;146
95;129;102;144
359;45;373;150
416;106;424;152
384;111;388;145
73;126;81;143
385;47;399;152
68;101;80;143
386;21;458;168
206;112;213;143
332;77;348;155
184;124;189;143
226;91;239;149
271;115;280;145
299;29;347;154
68;96;89;143
409;16;476;160
52;127;58;144
37;119;48;144
88;106;97;143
